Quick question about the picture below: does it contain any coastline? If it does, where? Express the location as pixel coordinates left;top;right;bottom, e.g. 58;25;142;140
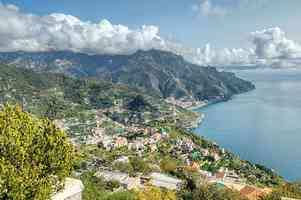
186;101;209;111
187;99;223;129
187;95;240;130
188;112;205;129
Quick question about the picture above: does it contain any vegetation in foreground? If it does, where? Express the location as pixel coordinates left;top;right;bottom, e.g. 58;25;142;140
0;105;74;200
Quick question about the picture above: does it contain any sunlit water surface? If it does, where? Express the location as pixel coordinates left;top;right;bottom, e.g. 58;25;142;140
194;68;301;181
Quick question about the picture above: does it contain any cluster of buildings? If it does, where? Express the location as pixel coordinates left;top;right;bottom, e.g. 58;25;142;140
85;116;170;154
53;104;281;200
94;161;272;200
165;97;207;109
169;137;223;168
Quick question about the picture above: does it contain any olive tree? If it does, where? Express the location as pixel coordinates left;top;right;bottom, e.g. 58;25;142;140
0;105;74;200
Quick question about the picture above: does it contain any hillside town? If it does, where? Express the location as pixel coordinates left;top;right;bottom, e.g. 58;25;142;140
48;92;293;200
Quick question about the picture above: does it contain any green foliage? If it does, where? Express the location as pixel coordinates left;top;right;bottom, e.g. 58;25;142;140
261;183;301;200
0;105;74;200
113;161;134;175
127;95;154;112
182;184;247;200
129;156;151;175
81;172;135;200
160;158;178;174
104;191;136;200
136;186;177;200
259;192;282;200
43;95;66;120
81;172;108;200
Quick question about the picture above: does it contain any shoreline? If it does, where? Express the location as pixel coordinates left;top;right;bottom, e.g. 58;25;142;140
186;101;209;111
188;112;205;129
187;99;226;129
179;90;256;130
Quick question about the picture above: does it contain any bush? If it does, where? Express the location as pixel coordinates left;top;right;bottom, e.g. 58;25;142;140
130;156;151;175
104;191;136;200
81;172;135;200
112;161;134;175
0;105;74;200
81;172;107;200
191;184;247;200
160;158;178;174
261;183;301;200
259;192;282;200
136;186;176;200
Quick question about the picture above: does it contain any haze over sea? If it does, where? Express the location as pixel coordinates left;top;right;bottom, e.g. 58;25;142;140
194;68;301;181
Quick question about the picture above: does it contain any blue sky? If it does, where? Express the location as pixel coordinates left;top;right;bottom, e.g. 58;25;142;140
3;0;301;49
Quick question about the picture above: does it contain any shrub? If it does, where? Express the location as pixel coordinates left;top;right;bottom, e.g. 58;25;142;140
261;183;301;200
160;158;178;174
81;172;107;200
136;186;176;200
130;156;151;175
0;105;74;200
104;191;136;200
191;184;247;200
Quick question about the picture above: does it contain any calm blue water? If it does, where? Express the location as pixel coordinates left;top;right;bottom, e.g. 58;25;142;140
194;68;301;181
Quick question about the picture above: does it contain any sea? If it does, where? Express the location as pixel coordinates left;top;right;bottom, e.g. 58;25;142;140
194;68;301;181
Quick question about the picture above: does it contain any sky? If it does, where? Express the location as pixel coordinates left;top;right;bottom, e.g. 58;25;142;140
1;0;301;67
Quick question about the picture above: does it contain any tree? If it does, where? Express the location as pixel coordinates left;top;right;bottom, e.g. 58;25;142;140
0;105;74;200
260;183;301;200
104;191;136;200
130;156;151;175
127;95;153;112
136;186;176;200
81;172;108;200
259;192;281;200
160;158;178;174
44;95;66;120
81;172;136;200
192;185;247;200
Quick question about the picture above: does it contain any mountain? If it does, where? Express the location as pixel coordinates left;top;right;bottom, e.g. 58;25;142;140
0;64;199;129
0;63;159;115
0;49;255;101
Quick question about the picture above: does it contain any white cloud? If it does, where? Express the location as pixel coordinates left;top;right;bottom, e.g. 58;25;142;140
191;45;255;66
170;27;301;68
0;4;165;54
0;3;300;68
0;3;244;66
192;0;228;17
251;27;301;59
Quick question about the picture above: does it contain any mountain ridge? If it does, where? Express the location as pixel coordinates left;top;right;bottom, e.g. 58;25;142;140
0;49;255;102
